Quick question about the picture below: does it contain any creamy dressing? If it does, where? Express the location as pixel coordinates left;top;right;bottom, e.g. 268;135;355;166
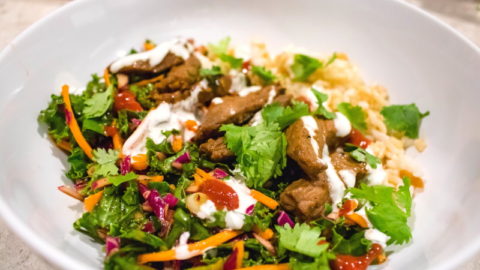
194;51;213;69
300;116;323;163
364;147;387;186
110;39;192;73
229;69;247;93
238;86;262;97
196;200;217;221
304;89;319;111
174;232;202;259
338;169;356;188
322;146;347;209
365;229;389;248
211;97;223;104
333;112;352;137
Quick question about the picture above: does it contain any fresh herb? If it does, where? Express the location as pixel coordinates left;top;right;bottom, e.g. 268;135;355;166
92;148;119;179
276;223;329;258
38;94;69;142
129;84;155;110
331;227;372;256
344;143;381;169
219;54;243;69
312;89;336;119
65;147;88;180
242;204;274;231
262;101;309;129
82;118;106;135
324;52;337;67
83;85;113;118
84;74;107;98
251;66;277;85
291;54;322;82
207;37;230;56
348;177;413;244
200;66;223;77
380;103;429;139
120;229;166;249
337;102;368;133
108;172;138;186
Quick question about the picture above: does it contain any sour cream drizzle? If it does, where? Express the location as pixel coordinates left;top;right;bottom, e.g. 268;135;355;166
333;112;352;137
355;206;390;247
301;116;323;164
109;39;192;73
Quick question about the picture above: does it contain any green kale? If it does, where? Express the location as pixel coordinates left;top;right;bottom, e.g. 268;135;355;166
38;94;69;142
380;103;429;139
337;102;368;133
129;84;156;110
242;204;274;231
331;227;372;256
251;66;277;85
104;245;154;270
82;118;106;135
291;54;322;82
312;89;336;119
344;143;381;169
84;74;107;98
65;147;88;180
120;229;167;249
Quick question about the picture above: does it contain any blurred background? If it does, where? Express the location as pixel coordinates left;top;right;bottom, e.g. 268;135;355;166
0;0;479;269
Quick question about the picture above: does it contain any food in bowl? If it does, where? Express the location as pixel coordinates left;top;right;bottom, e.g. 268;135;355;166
38;37;428;269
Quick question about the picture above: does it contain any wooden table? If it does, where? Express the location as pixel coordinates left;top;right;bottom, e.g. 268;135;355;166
0;0;479;269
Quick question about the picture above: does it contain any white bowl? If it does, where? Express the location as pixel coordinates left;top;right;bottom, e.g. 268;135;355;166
0;0;479;269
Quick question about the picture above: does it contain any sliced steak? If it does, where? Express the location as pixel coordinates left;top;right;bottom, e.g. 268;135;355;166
279;176;331;221
272;94;292;107
197;75;232;105
330;151;367;187
115;52;184;74
193;85;278;142
154;55;201;93
199;137;235;162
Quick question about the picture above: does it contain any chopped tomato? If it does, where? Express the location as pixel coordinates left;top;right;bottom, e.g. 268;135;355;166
199;179;239;210
104;126;117;137
331;244;384;270
242;60;251;71
114;90;143;112
339;199;358;217
349;128;371;149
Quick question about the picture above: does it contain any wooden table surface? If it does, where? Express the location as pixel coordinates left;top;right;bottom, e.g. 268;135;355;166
0;0;479;269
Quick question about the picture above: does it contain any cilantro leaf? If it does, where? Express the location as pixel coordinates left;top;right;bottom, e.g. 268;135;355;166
291;54;322;82
324;52;337;68
337;102;368;133
82;118;106;135
380;103;429;139
92;148;119;179
276;223;329;257
200;66;223;77
221;122;287;188
83;85;113;118
348;179;413;245
344;143;381;169
108;172;138;186
251;66;277;85
262;101;309;129
207;37;230;56
219;54;243;69
311;89;336;119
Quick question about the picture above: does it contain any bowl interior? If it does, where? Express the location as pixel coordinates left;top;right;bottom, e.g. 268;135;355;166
0;0;479;269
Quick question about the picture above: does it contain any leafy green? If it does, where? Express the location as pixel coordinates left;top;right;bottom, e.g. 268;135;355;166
38;94;69;142
262;101;309;129
243;204;274;231
84;74;107;98
65;147;88;180
291;54;322;82
331;228;372;256
324;52;337;68
311;89;336;119
243;238;281;266
208;37;230;56
344;143;381;169
348;178;413;244
251;66;277;84
380;103;429;139
276;223;328;257
129;84;155;110
92;148;119;179
204;211;227;228
83;85;113;118
288;254;332;270
337;102;368;133
104;245;154;270
200;66;223;77
221;122;287;188
165;208;209;248
120;229;166;249
219;54;243;69
108;172;138;186
82;118;106;135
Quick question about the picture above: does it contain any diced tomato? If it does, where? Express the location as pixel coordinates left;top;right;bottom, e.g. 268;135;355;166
104;126;117;137
339;199;358;217
114;90;143;112
242;60;251;71
331;244;384;270
349;128;371;149
199;179;239;210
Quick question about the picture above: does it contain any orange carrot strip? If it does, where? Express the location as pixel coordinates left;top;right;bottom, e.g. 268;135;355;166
237;263;290;270
250;190;278;210
56;140;72;152
253;226;274;240
132;154;148;171
103;68;111;87
150;176;164;182
184;120;198;132
61;85;93;159
144;41;156;51
84;190;104;212
135;73;164;86
172;136;183;152
234;240;245;268
346;213;369;228
91;178;110;190
58;185;84;201
400;170;424;189
137;230;241;264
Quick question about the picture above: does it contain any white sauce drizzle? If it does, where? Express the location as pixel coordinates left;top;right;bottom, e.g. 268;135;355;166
109;39;192;73
174;232;203;259
365;229;389;248
364;147;387;186
333;112;352;137
338;169;356;188
229;69;247;93
194;51;213;69
300;116;323;164
212;97;223;104
238;86;262;97
196;200;217;221
322;146;347;209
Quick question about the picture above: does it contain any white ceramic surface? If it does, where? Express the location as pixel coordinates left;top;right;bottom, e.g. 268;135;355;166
0;0;479;269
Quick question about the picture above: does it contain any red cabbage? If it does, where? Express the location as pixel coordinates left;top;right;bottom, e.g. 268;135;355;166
131;118;142;127
163;193;179;207
174;152;191;164
64;108;72;124
212;168;229;179
138;183;150;199
147;189;167;224
142;221;155;233
223;247;238;270
105;236;120;256
277;211;294;228
120;155;131;175
245;204;255;215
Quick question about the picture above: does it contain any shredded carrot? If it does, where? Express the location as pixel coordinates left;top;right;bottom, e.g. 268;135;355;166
400;170;424;189
56;140;72;152
103;68;111;87
234;240;245;268
237;263;290;270
253;226;274;240
61;85;93;159
135;73;164;86
144;41;156;51
132;154;148;171
150;175;164;182
92;178;110;190
105;125;124;153
84;190;104;212
346;213;369;228
137;230;241;263
172;136;183;152
250;190;279;210
184;120;198;132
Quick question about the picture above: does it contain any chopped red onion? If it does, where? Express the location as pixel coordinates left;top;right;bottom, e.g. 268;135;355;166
245;204;255;215
142;221;155;233
212;168;228;179
105;236;120;256
74;180;86;193
131;118;142;127
138;183;150;199
174;152;191;164
120;155;131;175
277;211;294;228
163;193;179;207
223;246;238;270
64;108;72;124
